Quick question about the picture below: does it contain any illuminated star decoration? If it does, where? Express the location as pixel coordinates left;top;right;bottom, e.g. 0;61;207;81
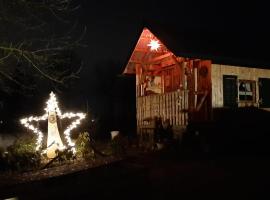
20;92;86;153
147;39;161;51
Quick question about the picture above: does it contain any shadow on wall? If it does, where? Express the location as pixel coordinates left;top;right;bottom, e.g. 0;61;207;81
184;107;270;155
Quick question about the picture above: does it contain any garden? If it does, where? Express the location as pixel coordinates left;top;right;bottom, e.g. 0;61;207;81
0;92;132;188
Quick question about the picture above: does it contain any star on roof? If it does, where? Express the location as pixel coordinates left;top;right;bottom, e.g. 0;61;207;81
147;39;161;51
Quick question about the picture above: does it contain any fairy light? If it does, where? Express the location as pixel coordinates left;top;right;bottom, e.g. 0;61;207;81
20;92;86;154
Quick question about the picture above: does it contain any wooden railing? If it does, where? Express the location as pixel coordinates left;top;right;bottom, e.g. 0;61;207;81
136;90;189;128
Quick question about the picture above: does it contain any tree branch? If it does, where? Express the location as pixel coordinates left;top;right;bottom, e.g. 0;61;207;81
22;53;64;84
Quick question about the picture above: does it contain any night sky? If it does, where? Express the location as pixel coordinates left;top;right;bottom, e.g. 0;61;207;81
78;1;270;137
1;1;270;136
77;0;270;81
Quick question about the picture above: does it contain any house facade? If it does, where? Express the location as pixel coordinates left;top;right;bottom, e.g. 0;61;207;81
123;27;270;138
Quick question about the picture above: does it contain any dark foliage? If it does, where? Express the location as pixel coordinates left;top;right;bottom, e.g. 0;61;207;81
2;135;41;171
0;0;85;95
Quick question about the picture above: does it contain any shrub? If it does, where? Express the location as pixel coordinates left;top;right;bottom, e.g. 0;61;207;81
5;135;41;171
55;148;75;163
75;132;94;159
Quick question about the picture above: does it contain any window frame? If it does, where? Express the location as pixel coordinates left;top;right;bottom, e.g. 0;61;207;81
238;79;256;103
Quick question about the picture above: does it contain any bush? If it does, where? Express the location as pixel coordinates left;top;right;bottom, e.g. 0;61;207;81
55;148;75;163
75;132;94;159
5;135;41;171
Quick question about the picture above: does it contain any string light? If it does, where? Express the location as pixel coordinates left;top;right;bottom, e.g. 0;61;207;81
20;92;86;154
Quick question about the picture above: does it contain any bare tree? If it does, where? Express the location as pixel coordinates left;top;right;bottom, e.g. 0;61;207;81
0;0;86;94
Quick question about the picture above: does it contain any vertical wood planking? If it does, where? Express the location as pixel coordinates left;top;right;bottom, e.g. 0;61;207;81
161;94;163;118
150;96;152;118
138;97;140;126
179;91;182;126
171;92;174;125
143;96;146;120
136;98;139;127
167;93;170;122
173;92;175;125
181;90;184;125
185;90;189;125
180;91;182;125
163;93;166;120
169;93;172;124
140;97;142;126
178;91;181;126
138;98;141;126
149;96;151;118
175;92;179;125
136;90;191;127
149;96;152;118
150;95;153;117
168;93;171;123
141;96;143;122
167;93;169;122
158;95;160;117
164;93;167;121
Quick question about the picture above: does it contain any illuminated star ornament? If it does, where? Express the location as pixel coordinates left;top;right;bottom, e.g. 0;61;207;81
20;92;86;158
147;39;161;51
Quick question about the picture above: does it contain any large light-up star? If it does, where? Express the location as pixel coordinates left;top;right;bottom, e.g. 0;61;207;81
20;92;86;156
147;39;161;51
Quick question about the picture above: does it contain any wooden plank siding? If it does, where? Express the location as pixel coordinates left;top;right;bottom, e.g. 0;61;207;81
137;91;188;129
211;64;270;108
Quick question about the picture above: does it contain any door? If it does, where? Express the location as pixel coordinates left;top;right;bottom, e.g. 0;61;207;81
223;75;238;107
259;78;270;108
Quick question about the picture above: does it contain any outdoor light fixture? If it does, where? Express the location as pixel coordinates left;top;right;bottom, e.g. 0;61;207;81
20;92;86;158
147;39;161;51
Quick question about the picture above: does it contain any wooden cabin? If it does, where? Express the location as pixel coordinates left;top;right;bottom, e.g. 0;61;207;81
122;27;270;144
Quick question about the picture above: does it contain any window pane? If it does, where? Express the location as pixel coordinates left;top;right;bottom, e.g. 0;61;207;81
238;80;255;102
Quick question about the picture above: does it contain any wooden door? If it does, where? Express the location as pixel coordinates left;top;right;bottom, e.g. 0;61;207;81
223;75;238;107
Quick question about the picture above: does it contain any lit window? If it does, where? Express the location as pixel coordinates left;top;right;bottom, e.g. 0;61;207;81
238;80;256;102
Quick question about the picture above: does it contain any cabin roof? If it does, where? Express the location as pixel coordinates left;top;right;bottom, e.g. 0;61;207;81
122;21;270;73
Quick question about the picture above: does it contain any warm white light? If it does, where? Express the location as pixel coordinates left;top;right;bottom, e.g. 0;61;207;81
147;39;161;51
20;92;86;154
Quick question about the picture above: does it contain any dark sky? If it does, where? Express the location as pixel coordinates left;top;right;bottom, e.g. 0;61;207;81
77;1;270;65
2;0;270;134
75;1;270;133
76;0;270;89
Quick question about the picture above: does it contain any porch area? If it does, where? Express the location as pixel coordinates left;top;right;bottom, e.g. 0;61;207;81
136;90;188;149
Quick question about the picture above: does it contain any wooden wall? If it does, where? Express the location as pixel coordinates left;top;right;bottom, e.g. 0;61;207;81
212;64;270;108
136;90;188;128
188;60;212;122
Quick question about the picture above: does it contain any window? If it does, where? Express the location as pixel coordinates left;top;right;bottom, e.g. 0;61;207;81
238;80;256;102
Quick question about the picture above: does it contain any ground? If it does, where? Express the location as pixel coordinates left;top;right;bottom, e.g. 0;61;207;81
0;155;118;188
0;146;269;200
